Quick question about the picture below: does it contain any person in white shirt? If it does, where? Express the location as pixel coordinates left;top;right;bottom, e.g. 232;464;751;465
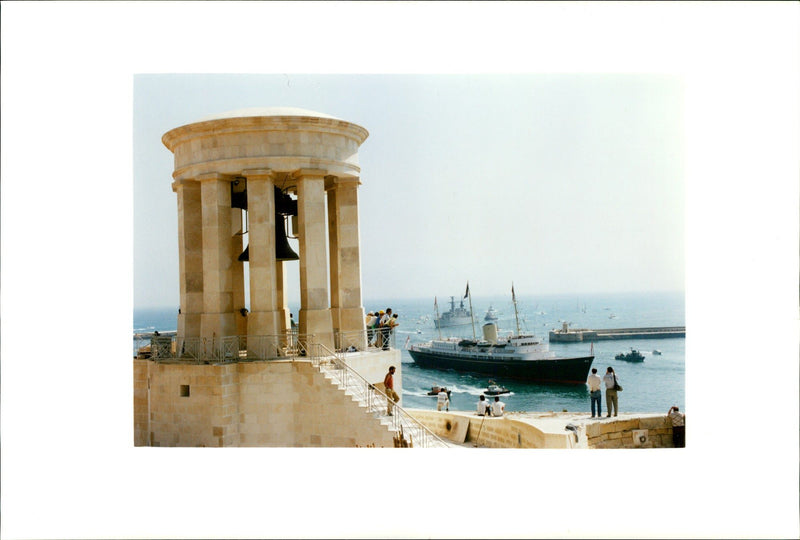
477;394;491;416
490;396;505;417
365;312;377;346
602;366;620;417
587;368;603;418
437;388;450;411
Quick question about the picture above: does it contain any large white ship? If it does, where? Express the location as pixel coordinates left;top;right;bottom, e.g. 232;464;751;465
412;285;594;384
409;322;594;384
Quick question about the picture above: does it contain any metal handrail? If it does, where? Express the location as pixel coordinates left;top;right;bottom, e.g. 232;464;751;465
312;343;449;448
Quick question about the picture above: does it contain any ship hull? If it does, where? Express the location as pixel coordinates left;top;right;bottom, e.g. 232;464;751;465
434;316;474;329
408;348;594;384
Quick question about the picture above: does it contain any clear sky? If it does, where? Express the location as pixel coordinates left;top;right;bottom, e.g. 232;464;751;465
135;73;685;308
2;3;798;539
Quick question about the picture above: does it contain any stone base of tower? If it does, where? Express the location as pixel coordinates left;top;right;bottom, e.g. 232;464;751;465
133;350;401;447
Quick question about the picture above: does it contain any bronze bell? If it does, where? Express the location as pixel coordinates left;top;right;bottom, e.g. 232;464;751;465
235;185;299;262
231;177;247;210
275;214;299;261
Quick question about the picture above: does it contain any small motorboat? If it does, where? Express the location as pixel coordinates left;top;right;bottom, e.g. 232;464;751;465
615;348;645;362
485;380;510;396
427;385;451;396
652;349;662;356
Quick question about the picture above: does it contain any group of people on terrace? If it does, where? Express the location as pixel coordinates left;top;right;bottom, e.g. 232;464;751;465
586;366;622;418
365;308;399;350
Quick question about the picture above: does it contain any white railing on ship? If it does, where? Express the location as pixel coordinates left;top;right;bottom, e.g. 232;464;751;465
312;343;449;448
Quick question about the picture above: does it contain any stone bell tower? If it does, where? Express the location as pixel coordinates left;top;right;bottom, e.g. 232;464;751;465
161;107;369;350
135;108;403;447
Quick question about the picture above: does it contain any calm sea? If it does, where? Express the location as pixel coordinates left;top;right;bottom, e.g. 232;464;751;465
134;290;685;414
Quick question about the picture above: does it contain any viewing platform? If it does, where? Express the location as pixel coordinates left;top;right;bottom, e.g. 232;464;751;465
549;324;685;342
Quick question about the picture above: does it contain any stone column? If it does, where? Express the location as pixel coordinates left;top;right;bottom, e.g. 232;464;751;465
276;260;290;332
295;169;334;350
241;169;282;339
327;177;367;350
198;173;236;339
174;179;203;339
326;179;341;336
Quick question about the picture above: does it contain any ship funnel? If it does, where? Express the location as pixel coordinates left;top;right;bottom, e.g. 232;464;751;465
482;322;498;344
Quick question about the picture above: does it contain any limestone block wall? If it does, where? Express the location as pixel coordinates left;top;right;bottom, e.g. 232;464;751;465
135;355;399;448
133;360;149;446
237;361;296;446
143;362;240;447
408;411;573;449
584;415;675;448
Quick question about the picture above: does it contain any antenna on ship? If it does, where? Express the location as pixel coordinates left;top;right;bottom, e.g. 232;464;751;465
434;296;442;340
466;281;476;340
512;282;521;336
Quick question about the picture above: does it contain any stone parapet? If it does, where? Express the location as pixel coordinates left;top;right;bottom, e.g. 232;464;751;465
585;414;675;449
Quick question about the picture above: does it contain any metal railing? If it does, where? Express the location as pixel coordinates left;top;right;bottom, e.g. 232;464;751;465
140;332;319;363
312;344;449;448
335;328;396;352
135;327;400;361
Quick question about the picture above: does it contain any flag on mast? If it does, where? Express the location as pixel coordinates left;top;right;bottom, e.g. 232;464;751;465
434;296;438;309
464;281;470;299
512;283;516;301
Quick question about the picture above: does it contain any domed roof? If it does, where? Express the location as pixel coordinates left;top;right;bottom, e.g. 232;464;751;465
197;107;342;122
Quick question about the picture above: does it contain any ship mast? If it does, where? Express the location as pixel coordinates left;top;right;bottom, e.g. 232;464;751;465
434;296;443;340
466;281;476;340
512;282;521;336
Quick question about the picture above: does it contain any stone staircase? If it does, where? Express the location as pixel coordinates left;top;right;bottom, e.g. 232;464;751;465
315;358;453;448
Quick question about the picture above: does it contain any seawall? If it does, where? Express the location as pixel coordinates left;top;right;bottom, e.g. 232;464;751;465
549;326;686;342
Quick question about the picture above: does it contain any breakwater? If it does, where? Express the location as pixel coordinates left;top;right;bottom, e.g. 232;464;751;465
549;326;685;342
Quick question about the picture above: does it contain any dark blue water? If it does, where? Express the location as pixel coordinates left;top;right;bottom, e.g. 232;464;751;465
134;291;684;414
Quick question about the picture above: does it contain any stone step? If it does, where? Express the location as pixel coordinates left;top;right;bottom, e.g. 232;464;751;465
316;361;449;448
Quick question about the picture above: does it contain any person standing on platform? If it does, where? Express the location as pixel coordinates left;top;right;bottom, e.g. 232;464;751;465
384;365;399;416
668;406;685;447
437;387;450;411
587;368;603;418
365;312;377;346
603;366;620;417
379;308;393;350
383;312;399;350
